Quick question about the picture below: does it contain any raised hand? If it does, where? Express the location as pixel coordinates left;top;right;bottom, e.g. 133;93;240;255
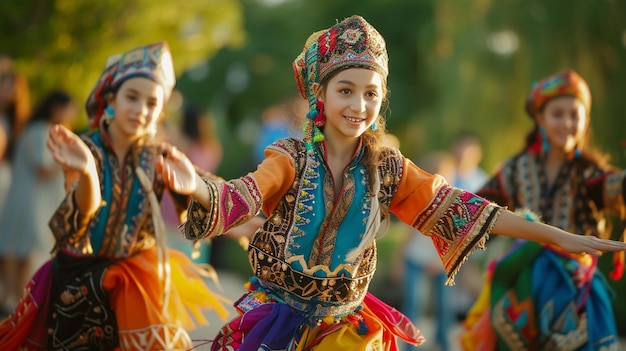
157;143;197;195
47;124;95;175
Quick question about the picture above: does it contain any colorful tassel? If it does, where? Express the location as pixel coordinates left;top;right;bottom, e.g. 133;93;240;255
303;102;325;150
609;251;624;280
539;126;550;153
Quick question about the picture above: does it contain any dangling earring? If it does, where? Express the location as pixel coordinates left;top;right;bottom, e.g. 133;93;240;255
574;148;582;158
539;126;550;153
370;121;378;131
573;132;587;158
573;140;584;158
104;106;115;123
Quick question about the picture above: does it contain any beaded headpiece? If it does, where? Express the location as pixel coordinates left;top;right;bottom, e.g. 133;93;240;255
86;41;176;128
293;15;389;149
525;69;591;117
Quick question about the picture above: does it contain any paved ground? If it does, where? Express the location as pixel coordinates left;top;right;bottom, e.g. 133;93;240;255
187;270;246;350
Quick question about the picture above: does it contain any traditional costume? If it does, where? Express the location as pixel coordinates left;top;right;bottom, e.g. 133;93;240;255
461;70;625;350
183;15;503;350
0;41;228;351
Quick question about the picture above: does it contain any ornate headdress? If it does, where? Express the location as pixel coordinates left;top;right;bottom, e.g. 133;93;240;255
86;41;176;128
293;15;389;149
525;69;591;117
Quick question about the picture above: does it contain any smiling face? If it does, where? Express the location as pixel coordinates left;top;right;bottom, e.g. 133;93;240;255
317;68;384;146
107;77;165;142
536;95;588;154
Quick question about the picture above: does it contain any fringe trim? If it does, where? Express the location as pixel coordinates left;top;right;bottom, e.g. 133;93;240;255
444;206;502;286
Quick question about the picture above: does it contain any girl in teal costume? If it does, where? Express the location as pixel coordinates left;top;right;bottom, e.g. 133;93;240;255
162;18;626;350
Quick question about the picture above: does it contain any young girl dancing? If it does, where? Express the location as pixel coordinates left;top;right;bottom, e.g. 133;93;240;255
461;69;626;350
0;41;228;350
161;17;626;350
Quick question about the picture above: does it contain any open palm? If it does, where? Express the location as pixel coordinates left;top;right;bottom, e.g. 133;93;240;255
46;124;94;174
159;143;197;195
557;234;626;256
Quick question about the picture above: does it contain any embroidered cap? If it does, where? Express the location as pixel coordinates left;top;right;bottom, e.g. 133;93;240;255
293;15;388;148
86;41;176;128
525;69;591;117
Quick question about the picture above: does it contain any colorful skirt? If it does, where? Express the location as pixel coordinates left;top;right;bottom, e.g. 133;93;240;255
0;247;229;350
460;241;619;351
210;277;425;351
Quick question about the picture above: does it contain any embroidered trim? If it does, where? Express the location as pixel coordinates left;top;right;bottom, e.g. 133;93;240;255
414;186;501;285
183;175;262;240
249;244;373;317
118;324;192;350
183;177;219;240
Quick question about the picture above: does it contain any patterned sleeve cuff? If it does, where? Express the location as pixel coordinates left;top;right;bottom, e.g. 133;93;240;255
413;186;502;285
182;175;263;241
183;176;220;241
48;186;94;246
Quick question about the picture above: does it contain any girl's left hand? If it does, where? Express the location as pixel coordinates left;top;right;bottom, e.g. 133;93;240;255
557;234;626;257
157;143;197;195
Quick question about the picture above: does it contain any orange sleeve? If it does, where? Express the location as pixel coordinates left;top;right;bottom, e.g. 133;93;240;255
389;157;448;227
251;147;296;216
389;156;501;285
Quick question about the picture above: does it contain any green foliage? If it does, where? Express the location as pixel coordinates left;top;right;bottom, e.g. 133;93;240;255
177;0;626;175
1;0;246;128
175;0;437;177
418;0;626;171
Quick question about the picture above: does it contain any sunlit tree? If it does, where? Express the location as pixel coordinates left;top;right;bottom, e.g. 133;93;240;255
1;0;245;128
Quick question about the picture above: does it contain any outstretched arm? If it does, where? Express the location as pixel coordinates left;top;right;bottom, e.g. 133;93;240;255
492;210;626;256
46;124;101;217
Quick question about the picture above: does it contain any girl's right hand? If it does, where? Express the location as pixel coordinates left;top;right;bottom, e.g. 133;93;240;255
158;143;197;195
47;124;95;176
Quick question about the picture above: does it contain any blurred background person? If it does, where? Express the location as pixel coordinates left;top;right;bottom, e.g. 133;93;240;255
0;90;76;316
159;104;224;263
0;54;31;215
253;95;306;164
461;69;625;350
392;150;457;351
451;132;488;192
0;56;32;315
449;132;490;321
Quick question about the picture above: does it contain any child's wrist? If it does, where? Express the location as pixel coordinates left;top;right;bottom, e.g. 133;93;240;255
80;158;97;176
